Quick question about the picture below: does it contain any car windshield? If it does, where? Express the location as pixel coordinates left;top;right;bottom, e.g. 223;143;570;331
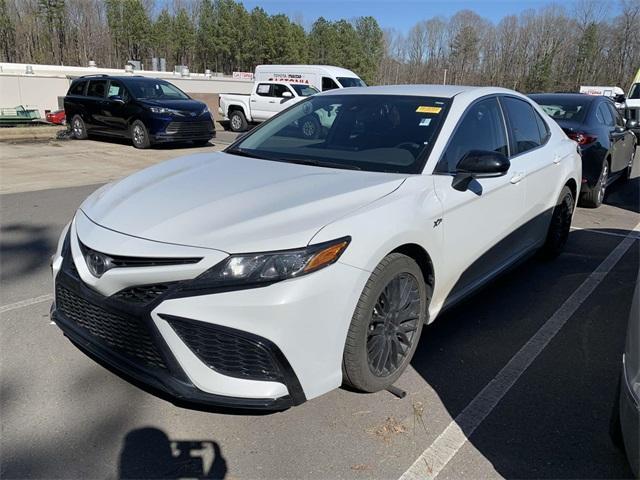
530;96;588;122
629;84;640;99
227;94;450;174
337;77;366;88
291;84;319;96
126;80;190;100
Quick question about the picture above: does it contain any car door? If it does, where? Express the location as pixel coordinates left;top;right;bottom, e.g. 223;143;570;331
500;96;558;247
85;79;108;130
607;101;634;174
432;96;526;305
101;80;131;134
251;83;273;121
596;101;624;174
267;84;296;118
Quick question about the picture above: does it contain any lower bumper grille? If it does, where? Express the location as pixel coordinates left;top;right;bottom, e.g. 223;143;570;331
56;284;167;370
166;316;283;382
164;121;213;139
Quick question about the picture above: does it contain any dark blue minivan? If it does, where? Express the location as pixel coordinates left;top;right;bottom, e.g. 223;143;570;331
64;75;215;149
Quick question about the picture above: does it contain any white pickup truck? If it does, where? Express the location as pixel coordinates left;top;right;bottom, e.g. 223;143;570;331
219;81;318;132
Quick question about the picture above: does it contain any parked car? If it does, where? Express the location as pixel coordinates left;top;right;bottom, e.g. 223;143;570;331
530;93;637;208
64;75;215;149
51;85;580;409
254;64;365;92
611;271;639;477
219;81;318;133
626;81;640;136
45;109;66;125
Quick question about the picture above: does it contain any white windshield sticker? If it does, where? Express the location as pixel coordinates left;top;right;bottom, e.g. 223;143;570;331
419;118;432;127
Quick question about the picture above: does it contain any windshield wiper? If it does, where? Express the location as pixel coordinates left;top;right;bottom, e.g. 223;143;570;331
281;158;362;171
225;147;275;160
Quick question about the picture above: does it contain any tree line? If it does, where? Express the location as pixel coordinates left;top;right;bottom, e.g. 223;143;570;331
0;0;638;92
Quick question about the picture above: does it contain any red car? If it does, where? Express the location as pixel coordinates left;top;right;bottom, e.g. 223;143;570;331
46;109;66;125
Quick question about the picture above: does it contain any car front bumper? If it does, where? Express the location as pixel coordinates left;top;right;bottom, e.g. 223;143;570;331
148;115;216;143
51;218;369;409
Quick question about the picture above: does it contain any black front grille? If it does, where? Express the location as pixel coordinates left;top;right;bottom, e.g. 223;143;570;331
167;317;282;382
56;284;167;370
113;283;174;305
165;121;213;137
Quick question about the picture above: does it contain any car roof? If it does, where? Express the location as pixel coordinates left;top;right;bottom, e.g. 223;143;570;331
75;75;167;82
255;64;359;77
317;84;519;99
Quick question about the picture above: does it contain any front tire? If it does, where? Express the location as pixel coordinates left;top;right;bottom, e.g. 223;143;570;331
541;185;574;258
580;160;608;208
343;253;429;393
229;110;248;132
71;115;87;140
131;120;150;149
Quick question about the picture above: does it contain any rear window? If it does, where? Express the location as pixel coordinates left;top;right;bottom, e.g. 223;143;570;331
87;80;107;98
68;81;86;96
530;95;588;122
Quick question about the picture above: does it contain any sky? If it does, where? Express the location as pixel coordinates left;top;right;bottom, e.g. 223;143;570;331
238;0;555;31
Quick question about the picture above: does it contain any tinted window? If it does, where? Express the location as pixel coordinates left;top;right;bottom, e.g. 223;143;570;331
530;95;588;122
256;83;272;97
438;97;508;172
534;111;550;144
628;84;640;99
68;81;86;96
606;102;624;127
126;79;189;100
87;80;107;98
107;81;129;101
230;95;450;174
322;77;339;91
502;97;542;155
596;103;614;126
272;84;292;98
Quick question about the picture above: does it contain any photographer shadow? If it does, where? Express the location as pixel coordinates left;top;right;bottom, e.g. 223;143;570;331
118;427;227;479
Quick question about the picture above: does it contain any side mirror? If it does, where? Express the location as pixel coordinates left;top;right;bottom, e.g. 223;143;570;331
109;95;125;104
452;150;510;191
626;119;639;130
281;91;293;99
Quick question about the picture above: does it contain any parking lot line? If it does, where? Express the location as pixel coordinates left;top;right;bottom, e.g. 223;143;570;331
399;224;639;480
570;226;640;239
0;294;53;314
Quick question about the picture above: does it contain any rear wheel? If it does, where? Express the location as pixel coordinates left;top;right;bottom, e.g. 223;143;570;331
71;115;87;140
541;185;574;259
343;253;429;392
229;110;248;132
580;160;608;208
131;120;150;149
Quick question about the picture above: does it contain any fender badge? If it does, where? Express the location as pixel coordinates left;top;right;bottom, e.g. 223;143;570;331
433;218;442;228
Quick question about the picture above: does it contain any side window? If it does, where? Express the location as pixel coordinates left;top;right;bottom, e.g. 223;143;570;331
68;81;86;96
534;110;551;145
322;77;339;91
107;81;129;101
87;80;107;98
437;97;508;172
502;97;542;155
596;103;614;126
256;83;272;97
272;84;292;97
606;103;624;127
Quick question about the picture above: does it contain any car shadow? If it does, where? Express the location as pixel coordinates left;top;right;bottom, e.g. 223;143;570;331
408;221;637;478
0;223;54;281
81;135;214;150
604;176;639;214
118;427;227;479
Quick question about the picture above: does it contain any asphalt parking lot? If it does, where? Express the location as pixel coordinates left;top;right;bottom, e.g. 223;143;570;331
1;139;639;479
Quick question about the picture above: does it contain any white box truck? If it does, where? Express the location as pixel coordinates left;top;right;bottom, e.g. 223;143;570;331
254;65;365;92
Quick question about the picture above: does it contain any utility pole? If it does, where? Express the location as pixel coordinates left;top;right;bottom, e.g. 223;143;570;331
443;68;448;85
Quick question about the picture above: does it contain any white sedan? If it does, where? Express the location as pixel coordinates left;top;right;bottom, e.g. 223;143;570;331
51;85;581;409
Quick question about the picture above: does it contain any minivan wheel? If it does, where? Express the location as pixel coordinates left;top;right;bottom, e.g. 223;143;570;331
580;160;608;208
229;110;248;132
71;115;87;140
541;185;574;259
343;253;429;393
131;120;150;149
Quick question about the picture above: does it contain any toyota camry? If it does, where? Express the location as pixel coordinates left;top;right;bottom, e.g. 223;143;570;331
51;85;581;409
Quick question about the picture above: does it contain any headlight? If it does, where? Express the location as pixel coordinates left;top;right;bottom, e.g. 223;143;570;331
149;106;182;115
184;237;350;291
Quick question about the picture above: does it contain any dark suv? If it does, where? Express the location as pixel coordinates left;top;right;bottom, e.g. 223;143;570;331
64;75;215;149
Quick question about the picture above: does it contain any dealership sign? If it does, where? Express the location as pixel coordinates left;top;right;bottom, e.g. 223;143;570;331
233;71;254;80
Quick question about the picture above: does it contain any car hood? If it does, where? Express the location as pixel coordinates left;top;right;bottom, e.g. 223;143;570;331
138;99;207;113
80;152;406;252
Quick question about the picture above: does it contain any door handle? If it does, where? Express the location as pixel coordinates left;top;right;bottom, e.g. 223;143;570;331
269;101;276;104
510;172;525;184
250;99;256;103
553;154;562;164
